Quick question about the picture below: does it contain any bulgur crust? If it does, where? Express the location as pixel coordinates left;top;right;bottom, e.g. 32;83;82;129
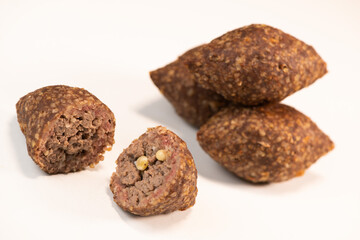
110;126;198;216
185;24;327;105
16;85;115;174
150;46;229;128
197;104;334;183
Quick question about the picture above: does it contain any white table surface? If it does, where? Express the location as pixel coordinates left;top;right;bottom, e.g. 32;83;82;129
1;0;359;239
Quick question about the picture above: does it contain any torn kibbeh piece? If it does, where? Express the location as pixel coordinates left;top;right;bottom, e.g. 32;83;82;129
110;126;197;216
16;85;115;174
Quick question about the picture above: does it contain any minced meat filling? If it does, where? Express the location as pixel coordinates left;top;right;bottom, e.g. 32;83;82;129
118;141;173;205
42;111;103;164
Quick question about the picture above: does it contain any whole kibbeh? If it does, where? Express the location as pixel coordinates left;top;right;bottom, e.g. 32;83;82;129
185;24;327;105
197;104;334;183
16;85;115;174
110;126;198;216
150;46;229;128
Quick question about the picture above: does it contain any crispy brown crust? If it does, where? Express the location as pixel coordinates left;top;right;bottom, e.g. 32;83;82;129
150;46;229;128
185;24;327;105
197;104;334;183
16;85;116;174
110;126;197;216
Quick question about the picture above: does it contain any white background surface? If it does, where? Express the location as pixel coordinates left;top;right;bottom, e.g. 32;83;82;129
0;0;359;239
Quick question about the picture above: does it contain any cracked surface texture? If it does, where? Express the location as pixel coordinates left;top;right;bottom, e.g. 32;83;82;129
197;104;334;183
185;24;327;105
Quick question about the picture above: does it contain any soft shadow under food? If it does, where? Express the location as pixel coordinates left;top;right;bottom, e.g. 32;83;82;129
106;185;191;231
9;116;46;178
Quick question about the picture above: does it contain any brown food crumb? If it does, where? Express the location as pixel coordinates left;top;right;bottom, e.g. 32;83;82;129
16;85;116;174
150;45;229;128
110;126;198;216
197;104;334;183
185;24;327;105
